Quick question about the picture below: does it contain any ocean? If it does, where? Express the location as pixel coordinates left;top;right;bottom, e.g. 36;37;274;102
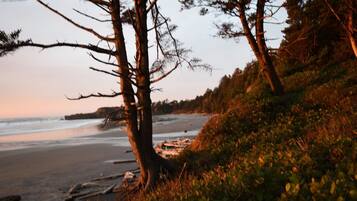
0;115;200;151
0;117;103;136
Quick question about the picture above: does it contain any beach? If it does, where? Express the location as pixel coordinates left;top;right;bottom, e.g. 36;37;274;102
0;114;209;201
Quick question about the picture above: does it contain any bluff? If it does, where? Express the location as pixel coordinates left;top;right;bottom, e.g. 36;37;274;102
64;107;124;120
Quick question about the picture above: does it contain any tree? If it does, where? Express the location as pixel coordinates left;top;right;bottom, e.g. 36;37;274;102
179;0;285;95
322;0;356;58
0;0;207;190
281;0;355;64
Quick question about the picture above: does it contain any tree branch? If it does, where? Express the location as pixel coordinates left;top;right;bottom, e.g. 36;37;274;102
66;91;123;100
151;62;179;84
88;52;118;67
147;0;158;13
86;0;110;7
1;40;115;55
36;0;114;42
89;66;119;77
73;8;112;23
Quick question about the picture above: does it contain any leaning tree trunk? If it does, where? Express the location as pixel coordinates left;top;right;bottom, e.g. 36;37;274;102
324;0;357;58
237;0;284;95
255;0;284;95
346;1;357;58
237;2;284;95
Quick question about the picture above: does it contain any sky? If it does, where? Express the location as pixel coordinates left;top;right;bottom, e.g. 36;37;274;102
0;0;287;118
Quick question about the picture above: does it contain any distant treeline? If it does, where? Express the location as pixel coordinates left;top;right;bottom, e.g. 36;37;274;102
153;62;261;114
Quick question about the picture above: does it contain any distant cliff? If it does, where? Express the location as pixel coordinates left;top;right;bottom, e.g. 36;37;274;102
64;107;124;120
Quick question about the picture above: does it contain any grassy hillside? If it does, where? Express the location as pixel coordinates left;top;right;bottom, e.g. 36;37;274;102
136;58;356;201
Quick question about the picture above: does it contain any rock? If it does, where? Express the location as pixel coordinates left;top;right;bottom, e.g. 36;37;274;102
0;195;21;201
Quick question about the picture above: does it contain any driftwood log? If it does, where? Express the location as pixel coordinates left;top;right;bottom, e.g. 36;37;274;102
155;138;192;158
91;169;140;182
112;159;136;164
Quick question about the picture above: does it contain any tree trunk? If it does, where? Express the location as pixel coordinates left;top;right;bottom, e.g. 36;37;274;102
346;1;357;58
237;2;284;95
255;0;284;95
109;0;149;189
134;0;174;190
324;0;357;58
110;0;173;191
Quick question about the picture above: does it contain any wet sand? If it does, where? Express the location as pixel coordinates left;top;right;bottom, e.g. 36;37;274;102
0;114;209;201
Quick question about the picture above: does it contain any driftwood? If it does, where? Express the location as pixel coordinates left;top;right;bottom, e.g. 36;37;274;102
81;182;101;188
64;191;94;201
68;184;82;194
77;191;103;200
102;184;116;194
90;169;140;182
65;183;116;200
112;159;136;164
155;138;192;158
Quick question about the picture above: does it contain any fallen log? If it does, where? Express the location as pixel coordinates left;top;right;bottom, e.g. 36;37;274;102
102;184;116;194
68;183;82;194
77;184;117;200
77;191;103;200
162;143;187;149
90;169;140;182
64;191;94;201
112;159;136;164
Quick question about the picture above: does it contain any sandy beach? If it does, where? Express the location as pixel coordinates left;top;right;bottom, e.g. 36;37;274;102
0;114;209;201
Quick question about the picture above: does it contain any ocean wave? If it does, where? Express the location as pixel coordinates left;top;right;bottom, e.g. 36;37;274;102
0;117;103;136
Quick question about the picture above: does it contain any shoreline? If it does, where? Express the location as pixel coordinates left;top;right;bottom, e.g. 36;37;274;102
0;114;210;201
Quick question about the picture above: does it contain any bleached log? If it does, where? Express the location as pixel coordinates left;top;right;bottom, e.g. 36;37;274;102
68;183;82;194
91;169;140;182
64;191;94;201
102;184;116;194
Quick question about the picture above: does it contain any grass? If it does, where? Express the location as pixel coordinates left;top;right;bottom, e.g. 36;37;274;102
134;59;356;201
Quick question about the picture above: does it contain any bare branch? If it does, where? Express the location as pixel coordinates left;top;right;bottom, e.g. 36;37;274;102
147;18;168;32
90;1;111;13
147;0;158;13
89;66;119;77
86;0;110;7
151;62;180;84
36;0;114;42
1;40;115;55
88;52;118;67
66;91;123;100
73;8;111;23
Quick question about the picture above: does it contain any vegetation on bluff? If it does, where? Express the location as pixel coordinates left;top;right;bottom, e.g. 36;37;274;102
132;0;356;198
140;56;356;201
